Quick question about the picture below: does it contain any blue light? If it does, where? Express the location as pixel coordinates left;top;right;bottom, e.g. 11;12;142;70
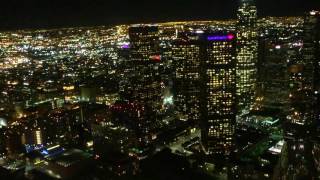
40;149;49;155
207;34;235;41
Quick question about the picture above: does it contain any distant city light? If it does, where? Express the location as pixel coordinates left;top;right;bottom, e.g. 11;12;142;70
292;42;303;47
0;2;319;178
310;11;319;15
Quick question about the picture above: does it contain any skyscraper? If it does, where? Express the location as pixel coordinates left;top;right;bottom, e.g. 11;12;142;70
172;37;201;124
254;32;292;112
200;33;237;156
286;10;319;135
128;25;162;148
281;11;320;179
302;11;320;125
236;0;258;115
172;32;237;156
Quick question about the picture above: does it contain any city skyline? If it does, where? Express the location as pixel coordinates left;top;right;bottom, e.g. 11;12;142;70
0;1;320;180
0;0;320;30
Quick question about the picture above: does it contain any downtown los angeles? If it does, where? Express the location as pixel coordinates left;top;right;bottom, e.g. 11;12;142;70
0;0;320;179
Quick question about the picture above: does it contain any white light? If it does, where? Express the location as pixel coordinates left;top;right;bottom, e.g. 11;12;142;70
36;130;42;145
195;30;204;34
0;118;7;127
164;96;173;105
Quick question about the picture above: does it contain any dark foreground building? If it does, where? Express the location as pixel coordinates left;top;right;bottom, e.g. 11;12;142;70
281;11;320;179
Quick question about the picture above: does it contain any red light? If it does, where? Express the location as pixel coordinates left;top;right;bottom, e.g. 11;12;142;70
150;55;161;62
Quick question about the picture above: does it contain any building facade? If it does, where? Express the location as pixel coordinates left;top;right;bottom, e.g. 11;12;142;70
200;33;237;156
236;0;258;115
172;38;201;124
128;25;163;148
281;11;320;179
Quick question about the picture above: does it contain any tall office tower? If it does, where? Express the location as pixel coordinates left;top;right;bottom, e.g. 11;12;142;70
286;11;320;134
281;11;320;179
302;11;320;124
236;0;258;115
172;38;201;124
200;33;237;156
128;25;162;147
254;34;292;112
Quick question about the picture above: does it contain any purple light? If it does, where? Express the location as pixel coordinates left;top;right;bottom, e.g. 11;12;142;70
121;44;130;49
207;34;235;41
207;36;227;41
227;34;235;40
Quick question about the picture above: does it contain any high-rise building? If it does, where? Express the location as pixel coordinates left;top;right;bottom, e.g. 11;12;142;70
128;25;162;147
200;33;237;156
286;11;320;135
254;32;293;112
236;0;258;114
171;32;237;156
281;11;320;179
172;37;201;124
302;11;320;125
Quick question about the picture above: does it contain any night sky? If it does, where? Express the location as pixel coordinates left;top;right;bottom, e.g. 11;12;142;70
1;0;320;30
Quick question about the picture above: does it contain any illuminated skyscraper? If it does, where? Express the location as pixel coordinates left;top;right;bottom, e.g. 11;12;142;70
236;0;258;114
200;33;237;156
172;32;236;156
128;25;162;147
172;37;201;124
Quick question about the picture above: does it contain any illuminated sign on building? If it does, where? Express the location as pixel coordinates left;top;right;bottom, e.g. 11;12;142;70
121;44;130;49
150;55;161;62
207;34;235;41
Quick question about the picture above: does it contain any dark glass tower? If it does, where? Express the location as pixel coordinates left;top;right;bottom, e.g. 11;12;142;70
281;11;320;179
172;38;201;124
286;11;320;137
128;25;162;147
